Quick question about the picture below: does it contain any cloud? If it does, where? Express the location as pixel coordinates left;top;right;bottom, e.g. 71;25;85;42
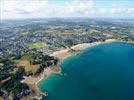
97;8;107;14
0;0;134;19
62;0;94;15
109;3;134;15
2;0;47;13
127;8;134;14
1;0;94;18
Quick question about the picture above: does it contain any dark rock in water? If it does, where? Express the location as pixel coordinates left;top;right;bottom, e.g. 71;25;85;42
44;92;48;97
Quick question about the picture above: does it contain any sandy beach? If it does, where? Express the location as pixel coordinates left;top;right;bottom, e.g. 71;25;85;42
21;65;61;98
21;39;116;98
51;39;116;61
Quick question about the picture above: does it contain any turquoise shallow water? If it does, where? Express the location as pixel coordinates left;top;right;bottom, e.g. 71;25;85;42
39;42;134;100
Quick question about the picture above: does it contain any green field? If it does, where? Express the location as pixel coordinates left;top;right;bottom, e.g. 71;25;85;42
27;42;46;49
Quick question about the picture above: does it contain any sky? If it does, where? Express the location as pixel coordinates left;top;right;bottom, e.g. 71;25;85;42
0;0;134;19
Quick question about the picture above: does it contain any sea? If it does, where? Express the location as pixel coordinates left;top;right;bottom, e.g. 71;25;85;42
38;41;134;100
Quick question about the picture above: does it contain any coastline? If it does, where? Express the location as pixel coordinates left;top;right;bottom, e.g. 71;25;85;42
21;65;61;99
34;40;134;99
21;39;116;99
50;39;116;61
